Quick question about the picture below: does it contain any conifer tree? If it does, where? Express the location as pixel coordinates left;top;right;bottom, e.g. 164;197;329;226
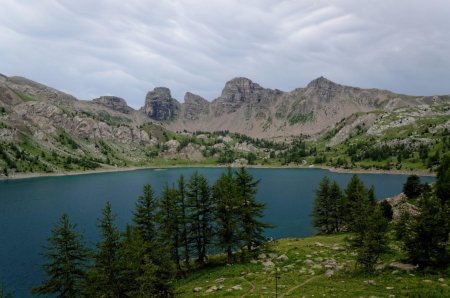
328;181;344;232
177;175;191;268
235;167;269;251
313;177;344;233
352;206;389;272
367;185;376;205
401;193;450;269
132;185;176;295
379;200;393;221
158;184;182;273
32;214;88;297
133;184;158;242
342;175;372;231
436;155;450;203
213;168;240;263
88;202;125;297
341;177;388;271
403;175;422;199
120;225;158;297
186;172;213;264
312;176;331;233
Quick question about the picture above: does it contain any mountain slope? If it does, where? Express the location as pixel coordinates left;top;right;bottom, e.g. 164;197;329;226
0;73;449;176
0;74;169;174
154;76;447;139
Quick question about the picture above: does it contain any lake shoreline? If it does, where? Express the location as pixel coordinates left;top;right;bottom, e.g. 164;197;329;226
0;163;436;181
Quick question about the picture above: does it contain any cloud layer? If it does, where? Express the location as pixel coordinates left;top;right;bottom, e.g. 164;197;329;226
1;0;449;108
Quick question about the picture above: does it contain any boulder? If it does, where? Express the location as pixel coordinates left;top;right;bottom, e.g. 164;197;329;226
263;260;275;268
258;253;267;259
206;285;218;293
215;277;226;283
325;269;334;277
389;262;417;272
303;259;314;265
230;285;242;291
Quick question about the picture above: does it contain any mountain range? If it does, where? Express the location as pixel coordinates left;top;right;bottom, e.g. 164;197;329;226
148;76;447;139
0;72;449;175
2;73;448;141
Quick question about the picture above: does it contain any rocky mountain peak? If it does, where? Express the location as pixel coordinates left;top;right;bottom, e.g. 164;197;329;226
183;92;210;120
184;92;208;104
93;96;131;113
142;87;180;121
305;76;342;102
306;76;338;89
220;77;263;101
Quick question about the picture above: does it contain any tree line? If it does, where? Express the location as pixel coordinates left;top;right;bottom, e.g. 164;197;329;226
32;167;270;297
312;155;450;272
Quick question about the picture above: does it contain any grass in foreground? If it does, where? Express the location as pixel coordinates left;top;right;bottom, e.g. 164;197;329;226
175;234;450;297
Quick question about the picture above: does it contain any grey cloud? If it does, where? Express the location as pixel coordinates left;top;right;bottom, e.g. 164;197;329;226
1;0;450;109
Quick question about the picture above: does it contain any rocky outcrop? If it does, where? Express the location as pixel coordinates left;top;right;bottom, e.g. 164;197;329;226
165;76;438;139
6;76;77;106
183;92;210;120
93;96;132;114
212;77;281;116
383;193;420;220
0;74;166;150
141;87;180;121
304;76;343;102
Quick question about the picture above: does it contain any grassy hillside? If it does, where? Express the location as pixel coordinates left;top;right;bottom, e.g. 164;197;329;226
175;234;450;297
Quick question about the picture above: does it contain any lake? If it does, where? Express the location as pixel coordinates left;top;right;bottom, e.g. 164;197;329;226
0;167;435;297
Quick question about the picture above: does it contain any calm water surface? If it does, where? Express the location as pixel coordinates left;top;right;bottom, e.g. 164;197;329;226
0;168;435;297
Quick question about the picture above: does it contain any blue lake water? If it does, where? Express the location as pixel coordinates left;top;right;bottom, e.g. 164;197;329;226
0;167;435;297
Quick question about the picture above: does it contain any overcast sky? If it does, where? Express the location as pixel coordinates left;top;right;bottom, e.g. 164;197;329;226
1;0;450;108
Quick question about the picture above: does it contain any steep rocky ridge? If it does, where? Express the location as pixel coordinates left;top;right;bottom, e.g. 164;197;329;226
141;87;180;121
161;76;446;139
1;72;449;176
93;96;132;114
0;74;169;173
182;92;210;120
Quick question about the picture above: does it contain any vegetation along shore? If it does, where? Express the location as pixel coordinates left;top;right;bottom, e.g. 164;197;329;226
15;156;449;297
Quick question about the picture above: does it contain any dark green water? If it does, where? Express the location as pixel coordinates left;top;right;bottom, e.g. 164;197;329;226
0;167;434;297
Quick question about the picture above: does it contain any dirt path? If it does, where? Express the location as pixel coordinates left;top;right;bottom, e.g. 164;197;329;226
239;276;256;298
280;276;318;297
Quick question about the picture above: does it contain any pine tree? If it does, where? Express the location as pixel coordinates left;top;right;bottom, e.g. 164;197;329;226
120;225;157;297
328;181;344;232
234;167;270;251
436;155;450;203
312;176;331;233
158;184;182;273
88;202;124;297
186;172;213;265
401;193;450;269
403;175;422;199
32;214;88;297
341;178;388;272
313;177;344;233
352;206;389;272
133;184;158;242
367;185;376;205
213;168;240;263
132;185;176;295
177;175;191;268
379;200;393;221
342;175;372;231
